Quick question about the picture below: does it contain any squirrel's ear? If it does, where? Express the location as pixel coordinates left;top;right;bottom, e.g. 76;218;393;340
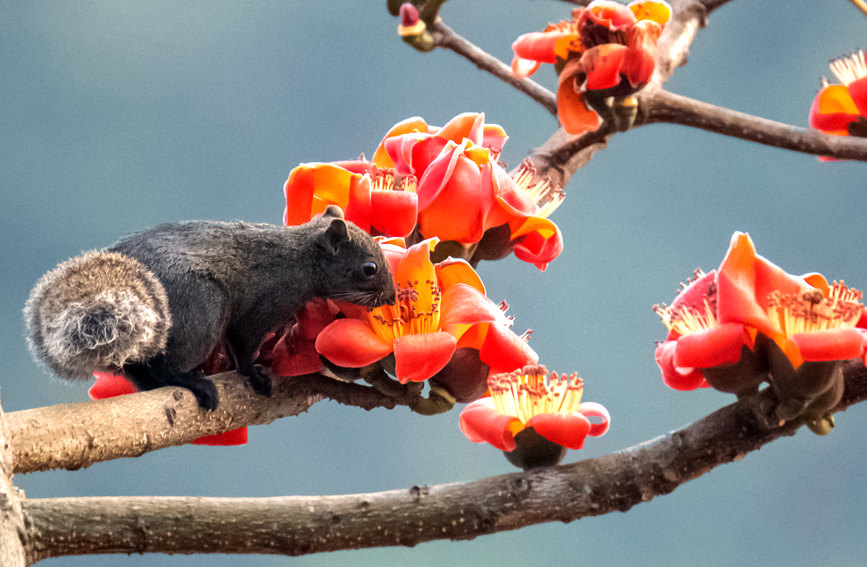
322;205;345;220
320;218;349;254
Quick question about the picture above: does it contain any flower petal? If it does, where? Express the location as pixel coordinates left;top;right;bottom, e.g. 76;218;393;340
557;59;602;135
791;328;865;362
283;163;356;226
578;401;611;436
439;283;504;330
809;84;860;134
479;323;539;375
581;44;629;91
89;372;138;399
270;329;324;377
435;257;486;295
370;189;418;237
372;116;430;167
526;412;591;450
674;323;749;369
459;397;521;451
654;340;709;391
629;0;672;25
392;332;457;383
512;229;564;271
315;318;393;367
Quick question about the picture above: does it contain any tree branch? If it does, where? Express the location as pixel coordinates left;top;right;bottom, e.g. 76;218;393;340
21;361;867;561
640;88;867;161
0;394;27;566
7;372;413;474
427;20;558;116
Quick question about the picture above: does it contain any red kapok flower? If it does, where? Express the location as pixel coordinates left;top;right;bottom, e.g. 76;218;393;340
716;232;864;369
512;1;670;134
459;365;610;469
283;161;418;237
315;238;532;383
809;50;867;141
653;269;757;393
378;115;565;269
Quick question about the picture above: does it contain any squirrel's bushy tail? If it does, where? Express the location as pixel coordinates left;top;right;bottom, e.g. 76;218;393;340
24;251;172;379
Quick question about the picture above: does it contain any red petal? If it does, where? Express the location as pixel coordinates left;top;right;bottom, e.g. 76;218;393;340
439;284;503;329
581;44;628;91
511;31;562;64
578;401;611;436
479;323;539;375
849;76;867;116
513;229;564;271
297;299;335;340
417;150;490;244
674;323;748;368
191;428;249;446
809;85;860;133
654;341;709;391
372;116;430;168
370;190;418;237
270;331;324;377
392;332;457;383
314;318;393;367
459;398;520;451
89;372;138;399
791;328;865;362
526;412;591;450
557;59;602;135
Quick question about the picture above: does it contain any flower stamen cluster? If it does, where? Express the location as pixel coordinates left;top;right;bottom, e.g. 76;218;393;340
488;365;584;425
766;281;863;336
829;50;867;86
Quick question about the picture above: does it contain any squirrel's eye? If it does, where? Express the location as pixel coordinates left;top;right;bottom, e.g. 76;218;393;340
361;261;378;277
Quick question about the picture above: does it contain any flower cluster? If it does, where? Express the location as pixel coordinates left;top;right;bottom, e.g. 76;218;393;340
459;365;610;470
654;232;866;434
315;237;538;403
809;50;867;147
284;112;564;270
511;0;671;134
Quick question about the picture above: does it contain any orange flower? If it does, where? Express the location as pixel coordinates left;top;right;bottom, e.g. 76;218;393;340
809;50;867;140
314;238;537;384
459;365;609;469
284;113;564;269
655;232;865;433
511;0;671;134
284;161;418;237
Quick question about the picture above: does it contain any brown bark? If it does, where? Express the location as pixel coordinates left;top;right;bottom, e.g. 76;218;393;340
20;362;867;561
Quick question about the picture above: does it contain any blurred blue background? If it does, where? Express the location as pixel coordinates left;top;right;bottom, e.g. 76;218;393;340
2;1;865;565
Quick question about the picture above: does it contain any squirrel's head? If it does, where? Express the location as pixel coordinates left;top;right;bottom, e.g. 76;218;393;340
312;205;396;308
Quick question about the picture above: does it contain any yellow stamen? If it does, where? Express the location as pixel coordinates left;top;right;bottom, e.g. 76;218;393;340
654;270;718;336
488;365;584;423
765;281;863;337
829;50;867;86
368;279;442;342
370;171;417;194
513;160;565;218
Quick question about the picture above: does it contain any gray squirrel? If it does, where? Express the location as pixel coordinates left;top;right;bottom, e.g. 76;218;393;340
24;205;396;410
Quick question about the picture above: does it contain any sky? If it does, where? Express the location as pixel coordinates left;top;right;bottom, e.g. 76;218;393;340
1;1;865;566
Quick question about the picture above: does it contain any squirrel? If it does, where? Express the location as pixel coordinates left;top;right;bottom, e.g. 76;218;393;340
24;205;396;411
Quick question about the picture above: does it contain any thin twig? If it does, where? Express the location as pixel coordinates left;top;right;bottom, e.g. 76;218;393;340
428;20;558;116
22;361;867;561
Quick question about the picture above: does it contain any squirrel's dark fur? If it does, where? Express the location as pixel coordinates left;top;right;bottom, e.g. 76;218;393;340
24;206;396;410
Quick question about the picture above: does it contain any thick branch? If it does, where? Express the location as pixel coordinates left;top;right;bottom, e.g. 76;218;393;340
0;393;27;566
7;372;411;474
21;362;867;561
641;88;867;161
